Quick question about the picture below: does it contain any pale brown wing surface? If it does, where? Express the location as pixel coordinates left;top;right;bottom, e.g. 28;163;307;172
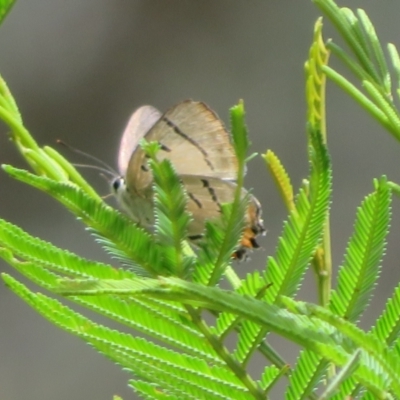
181;175;264;251
125;100;238;194
118;105;162;176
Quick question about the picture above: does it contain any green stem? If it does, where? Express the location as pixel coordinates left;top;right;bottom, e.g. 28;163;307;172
322;66;393;134
388;181;400;197
43;146;102;200
185;305;266;400
313;0;380;82
0;105;39;151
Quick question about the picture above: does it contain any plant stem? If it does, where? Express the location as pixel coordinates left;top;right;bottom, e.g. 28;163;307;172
185;305;266;400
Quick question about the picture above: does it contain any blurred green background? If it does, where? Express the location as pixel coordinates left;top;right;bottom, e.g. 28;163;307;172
1;1;400;399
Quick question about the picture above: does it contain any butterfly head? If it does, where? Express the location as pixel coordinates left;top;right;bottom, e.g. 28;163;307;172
111;174;155;228
112;176;124;192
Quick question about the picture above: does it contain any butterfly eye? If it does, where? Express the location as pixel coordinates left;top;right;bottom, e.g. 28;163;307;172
112;178;123;192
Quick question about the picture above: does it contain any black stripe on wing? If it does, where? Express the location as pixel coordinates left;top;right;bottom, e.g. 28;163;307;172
162;116;215;171
188;192;202;209
200;178;222;213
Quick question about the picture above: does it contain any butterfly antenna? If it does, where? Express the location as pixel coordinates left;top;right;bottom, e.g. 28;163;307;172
99;172;114;183
70;163;116;177
57;139;118;176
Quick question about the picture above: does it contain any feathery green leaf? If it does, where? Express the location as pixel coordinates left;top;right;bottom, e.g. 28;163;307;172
264;127;331;302
372;283;400;346
3;275;256;400
2;165;166;275
143;140;194;277
286;350;328;400
330;177;391;322
0;218;125;279
286;298;400;397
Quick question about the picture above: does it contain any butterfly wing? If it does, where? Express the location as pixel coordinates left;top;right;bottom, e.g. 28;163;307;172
118;105;162;176
125;100;238;194
182;175;264;251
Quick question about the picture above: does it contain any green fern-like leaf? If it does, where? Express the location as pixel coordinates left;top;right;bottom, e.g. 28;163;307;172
143;140;194;277
0;236;223;367
74;295;221;363
213;271;268;339
101;337;253;400
2;165;167;275
329;177;391;322
3;275;257;400
329;376;364;400
317;349;362;400
57;275;400;395
372;283;400;345
287;298;400;397
233;319;263;365
264;127;331;303
225;126;330;374
313;0;400;142
0;218;126;280
286;350;328;400
258;365;280;392
223;127;331;374
57;276;338;343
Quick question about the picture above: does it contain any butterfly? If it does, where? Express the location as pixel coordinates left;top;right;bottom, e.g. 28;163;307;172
112;100;264;259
